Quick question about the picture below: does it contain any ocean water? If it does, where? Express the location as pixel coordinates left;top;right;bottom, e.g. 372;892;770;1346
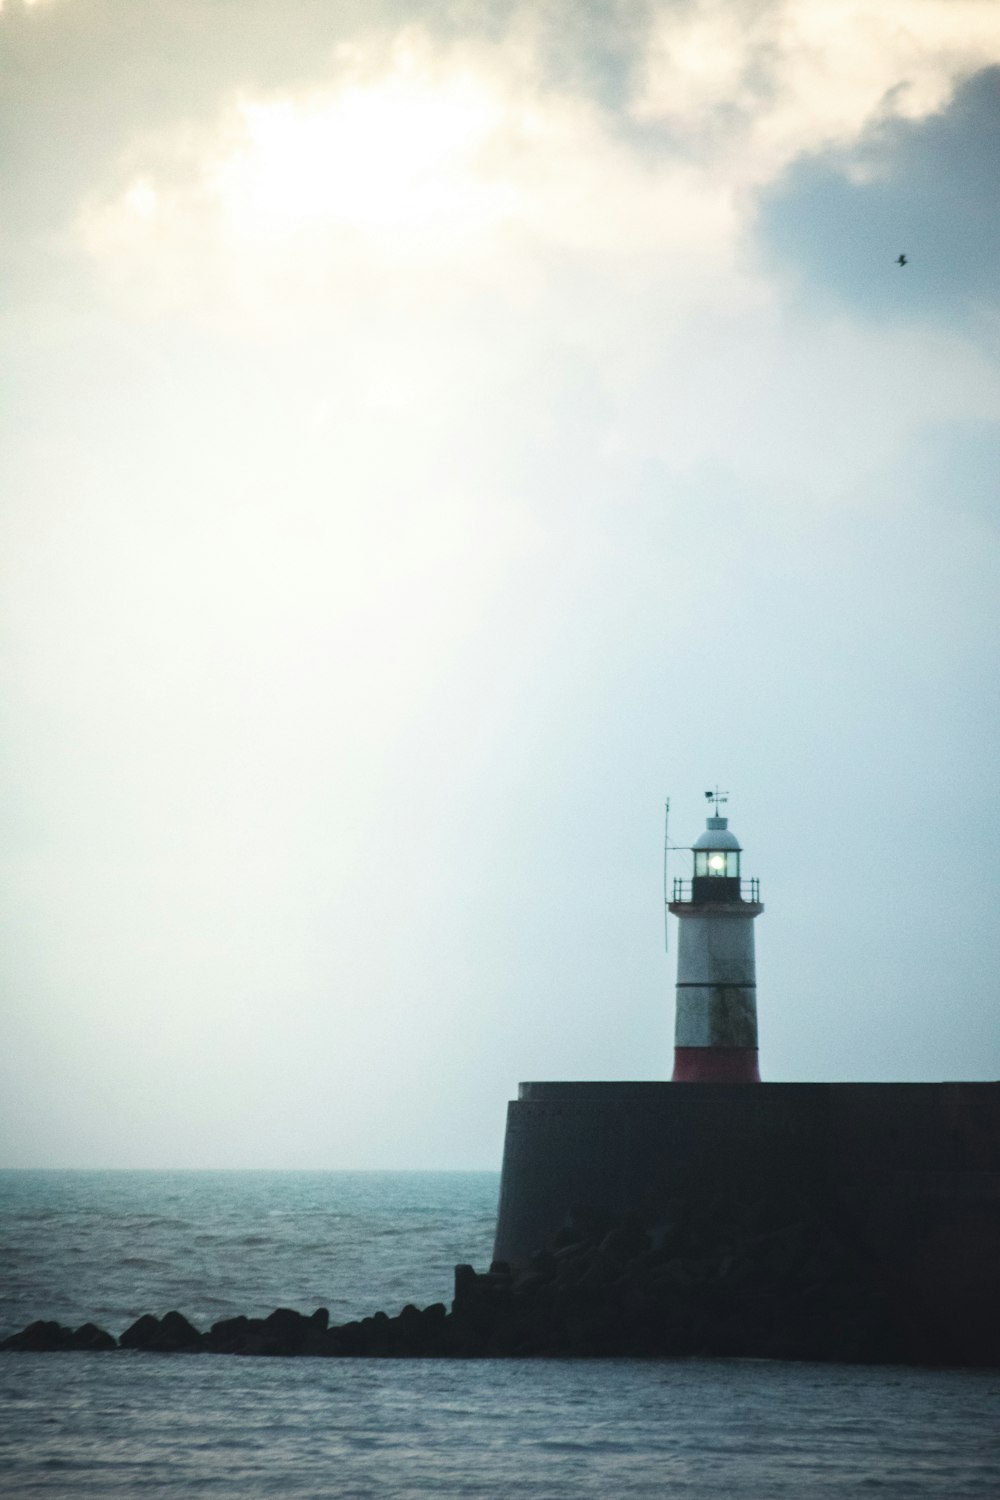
0;1170;499;1334
2;1171;999;1498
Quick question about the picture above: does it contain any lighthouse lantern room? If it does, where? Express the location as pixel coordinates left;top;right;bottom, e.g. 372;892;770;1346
668;792;763;1083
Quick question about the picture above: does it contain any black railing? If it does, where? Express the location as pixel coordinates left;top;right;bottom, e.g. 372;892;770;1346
671;877;760;904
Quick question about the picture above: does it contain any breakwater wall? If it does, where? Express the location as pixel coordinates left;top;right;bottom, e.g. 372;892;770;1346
5;1083;997;1366
493;1081;1000;1363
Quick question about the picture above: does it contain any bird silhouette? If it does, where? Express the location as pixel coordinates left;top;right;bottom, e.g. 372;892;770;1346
896;253;908;266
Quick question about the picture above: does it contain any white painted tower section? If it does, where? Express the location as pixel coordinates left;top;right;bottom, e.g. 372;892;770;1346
674;910;760;1046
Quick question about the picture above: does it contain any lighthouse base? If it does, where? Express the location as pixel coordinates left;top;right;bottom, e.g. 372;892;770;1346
672;1046;760;1082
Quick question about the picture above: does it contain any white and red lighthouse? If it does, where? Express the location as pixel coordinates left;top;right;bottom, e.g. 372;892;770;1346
668;795;763;1082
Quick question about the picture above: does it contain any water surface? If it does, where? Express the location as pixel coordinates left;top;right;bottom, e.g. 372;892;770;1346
1;1170;997;1497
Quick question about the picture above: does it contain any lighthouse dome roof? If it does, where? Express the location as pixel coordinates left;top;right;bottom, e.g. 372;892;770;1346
692;816;742;852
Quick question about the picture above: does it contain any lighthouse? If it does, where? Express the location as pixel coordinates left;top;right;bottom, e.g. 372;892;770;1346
668;793;763;1082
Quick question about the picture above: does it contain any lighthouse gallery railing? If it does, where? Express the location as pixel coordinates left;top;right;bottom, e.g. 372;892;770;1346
671;877;760;904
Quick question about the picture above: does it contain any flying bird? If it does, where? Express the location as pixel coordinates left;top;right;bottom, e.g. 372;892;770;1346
896;253;908;266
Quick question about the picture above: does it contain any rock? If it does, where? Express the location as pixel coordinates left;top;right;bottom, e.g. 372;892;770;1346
119;1313;162;1350
67;1322;116;1351
527;1249;555;1275
568;1204;615;1241
120;1311;203;1352
1;1319;73;1352
576;1250;626;1290
452;1264;478;1309
300;1308;333;1355
206;1315;251;1354
156;1311;203;1351
207;1308;335;1358
511;1269;549;1299
600;1221;648;1263
552;1225;586;1250
366;1304;449;1358
326;1319;370;1356
377;1302;448;1356
258;1307;308;1355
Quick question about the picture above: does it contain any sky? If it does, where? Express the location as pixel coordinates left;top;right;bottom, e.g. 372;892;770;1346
1;0;998;1169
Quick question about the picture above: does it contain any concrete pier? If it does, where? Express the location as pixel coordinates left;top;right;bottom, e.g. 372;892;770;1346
494;1081;1000;1261
492;1080;1000;1359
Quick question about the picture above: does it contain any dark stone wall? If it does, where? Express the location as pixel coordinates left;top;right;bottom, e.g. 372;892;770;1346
495;1084;827;1262
493;1082;1000;1361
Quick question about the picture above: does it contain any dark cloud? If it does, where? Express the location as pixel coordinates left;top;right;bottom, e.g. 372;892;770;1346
755;67;1000;326
510;0;654;110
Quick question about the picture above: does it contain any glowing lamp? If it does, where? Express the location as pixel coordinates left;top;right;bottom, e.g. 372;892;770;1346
695;846;740;878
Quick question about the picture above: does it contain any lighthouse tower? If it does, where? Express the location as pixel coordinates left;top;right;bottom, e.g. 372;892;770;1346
668;794;763;1082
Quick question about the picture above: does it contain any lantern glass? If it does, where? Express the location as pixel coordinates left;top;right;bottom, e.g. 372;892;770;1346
695;849;740;877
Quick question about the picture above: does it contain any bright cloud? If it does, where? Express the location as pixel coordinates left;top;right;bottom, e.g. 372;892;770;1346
636;0;1000;180
211;60;513;241
76;3;1000;329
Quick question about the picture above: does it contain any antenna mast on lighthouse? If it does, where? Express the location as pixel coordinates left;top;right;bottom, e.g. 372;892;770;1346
663;798;670;953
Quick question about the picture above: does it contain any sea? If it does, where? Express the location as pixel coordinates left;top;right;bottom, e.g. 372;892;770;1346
1;1169;998;1498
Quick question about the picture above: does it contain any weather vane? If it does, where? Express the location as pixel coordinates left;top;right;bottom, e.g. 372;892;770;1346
705;787;728;815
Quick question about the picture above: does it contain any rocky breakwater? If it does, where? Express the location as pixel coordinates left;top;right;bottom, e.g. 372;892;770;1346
453;1193;915;1363
3;1191;993;1364
1;1304;458;1358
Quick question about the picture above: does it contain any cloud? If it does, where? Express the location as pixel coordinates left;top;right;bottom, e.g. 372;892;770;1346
755;66;1000;333
58;2;999;338
633;0;1000;174
72;29;745;330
